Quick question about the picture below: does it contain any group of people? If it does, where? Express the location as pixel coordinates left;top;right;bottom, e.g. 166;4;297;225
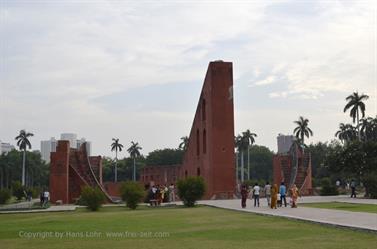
336;179;357;198
148;183;175;206
241;182;300;209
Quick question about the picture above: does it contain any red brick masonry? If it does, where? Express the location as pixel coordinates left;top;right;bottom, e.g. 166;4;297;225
140;61;236;199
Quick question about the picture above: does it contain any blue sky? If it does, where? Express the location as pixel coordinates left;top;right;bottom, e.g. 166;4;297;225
0;0;376;157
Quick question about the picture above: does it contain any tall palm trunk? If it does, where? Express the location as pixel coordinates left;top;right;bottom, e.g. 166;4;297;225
22;149;26;186
241;151;244;182
235;152;239;183
247;146;250;180
357;110;360;140
115;150;118;183
133;157;136;181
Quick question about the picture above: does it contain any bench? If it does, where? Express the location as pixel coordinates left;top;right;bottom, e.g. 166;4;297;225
150;199;158;206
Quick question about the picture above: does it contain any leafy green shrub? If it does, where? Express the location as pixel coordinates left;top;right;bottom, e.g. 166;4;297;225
0;189;11;204
320;177;339;196
11;181;25;200
120;181;145;210
177;176;206;207
80;186;105;211
363;173;377;199
30;187;42;198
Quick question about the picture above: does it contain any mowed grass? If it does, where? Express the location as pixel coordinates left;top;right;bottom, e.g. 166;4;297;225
301;202;377;214
0;206;376;249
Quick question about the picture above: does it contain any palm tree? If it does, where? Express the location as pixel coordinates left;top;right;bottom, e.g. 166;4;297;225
335;123;348;143
235;134;248;182
179;136;189;151
359;117;376;141
127;141;142;181
111;138;123;183
293;116;313;145
343;92;369;140
15;129;34;186
242;130;257;180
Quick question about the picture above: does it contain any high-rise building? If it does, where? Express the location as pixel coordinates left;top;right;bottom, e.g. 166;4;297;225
40;137;57;163
77;138;91;156
60;133;78;148
0;140;15;155
40;134;91;163
277;134;296;154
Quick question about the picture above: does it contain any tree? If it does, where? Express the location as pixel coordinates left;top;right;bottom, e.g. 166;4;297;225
15;130;33;186
335;123;357;143
80;186;105;211
177;176;206;207
120;181;145;209
146;149;184;165
111;138;123;183
127;141;142;181
293;116;313;145
247;145;273;181
235;134;248;182
343;92;369;140
326;140;377;198
242;130;257;180
179;136;189;151
359;117;377;142
0;150;48;189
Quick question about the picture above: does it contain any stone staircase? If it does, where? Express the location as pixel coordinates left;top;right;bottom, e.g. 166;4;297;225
280;149;311;195
68;145;114;203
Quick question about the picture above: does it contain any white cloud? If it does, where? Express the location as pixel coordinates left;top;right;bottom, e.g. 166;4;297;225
1;0;376;155
253;75;276;86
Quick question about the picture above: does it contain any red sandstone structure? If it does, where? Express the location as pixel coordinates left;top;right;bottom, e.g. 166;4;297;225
141;61;236;199
49;141;113;204
272;135;312;195
50;61;236;202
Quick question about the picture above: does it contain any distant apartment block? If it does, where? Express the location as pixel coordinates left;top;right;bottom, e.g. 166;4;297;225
41;137;57;163
277;134;296;154
0;140;15;155
41;133;91;163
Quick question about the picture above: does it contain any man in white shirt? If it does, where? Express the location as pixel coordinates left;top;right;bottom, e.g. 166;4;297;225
43;190;49;207
252;183;260;207
264;182;271;207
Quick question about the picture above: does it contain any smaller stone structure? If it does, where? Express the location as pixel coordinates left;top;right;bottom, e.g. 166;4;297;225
49;140;113;204
273;136;312;195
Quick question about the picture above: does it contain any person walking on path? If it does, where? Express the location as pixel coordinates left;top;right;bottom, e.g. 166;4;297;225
240;184;249;208
290;184;300;208
264;181;271;207
168;183;175;202
279;182;287;207
270;184;278;209
252;183;260;207
350;180;356;198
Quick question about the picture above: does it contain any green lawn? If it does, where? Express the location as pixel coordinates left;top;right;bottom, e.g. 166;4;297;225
0;206;376;249
301;202;377;214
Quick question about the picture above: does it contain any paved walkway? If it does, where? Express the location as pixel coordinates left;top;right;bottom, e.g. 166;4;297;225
0;199;39;211
0;204;78;214
199;196;377;232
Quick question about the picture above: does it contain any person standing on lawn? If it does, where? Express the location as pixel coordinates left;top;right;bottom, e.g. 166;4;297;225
279;182;287;207
350;180;356;198
253;183;260;207
264;181;271;207
240;184;249;208
290;184;300;208
270;184;278;209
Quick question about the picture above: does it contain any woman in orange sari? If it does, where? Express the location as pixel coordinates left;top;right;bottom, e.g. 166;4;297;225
290;184;300;208
270;184;278;209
